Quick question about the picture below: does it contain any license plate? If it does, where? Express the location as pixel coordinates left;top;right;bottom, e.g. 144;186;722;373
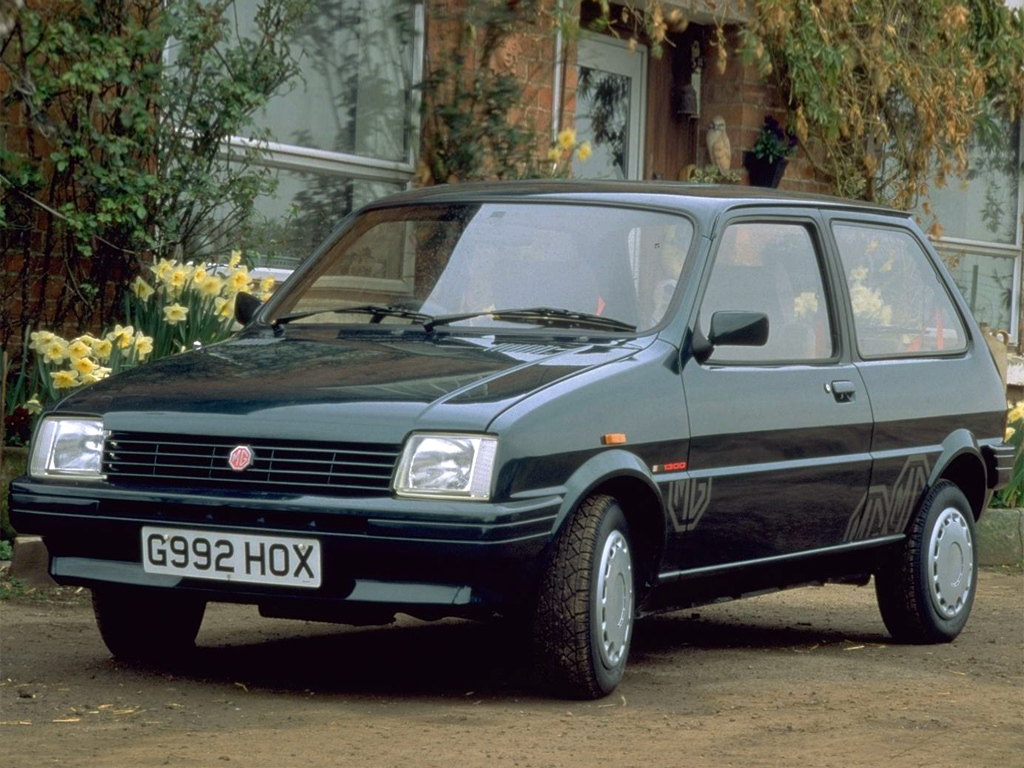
141;527;321;588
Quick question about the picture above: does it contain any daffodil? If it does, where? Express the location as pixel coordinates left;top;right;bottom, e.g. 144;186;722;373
229;250;242;268
42;339;68;364
25;395;43;415
880;259;894;273
134;334;154;360
30;331;55;352
557;128;576;151
132;276;155;300
547;146;562;162
227;267;251;294
167;266;189;292
198;275;224;298
1008;401;1024;424
850;266;868;282
259;276;275;295
163;303;189;325
1006;426;1017;442
107;324;135;349
50;369;80;389
67;339;92;360
215;295;235;319
192;267;208;284
91;337;113;361
72;356;97;376
576;141;592;161
151;258;174;282
793;291;819;317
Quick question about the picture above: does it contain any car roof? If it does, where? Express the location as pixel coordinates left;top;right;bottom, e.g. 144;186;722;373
365;180;908;224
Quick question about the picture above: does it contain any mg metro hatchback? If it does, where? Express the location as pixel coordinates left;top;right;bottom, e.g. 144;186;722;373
10;182;1013;699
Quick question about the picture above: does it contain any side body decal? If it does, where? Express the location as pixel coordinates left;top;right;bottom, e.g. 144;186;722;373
664;477;713;534
843;455;931;542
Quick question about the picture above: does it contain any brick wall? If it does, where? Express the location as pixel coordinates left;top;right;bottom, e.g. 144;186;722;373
698;25;831;195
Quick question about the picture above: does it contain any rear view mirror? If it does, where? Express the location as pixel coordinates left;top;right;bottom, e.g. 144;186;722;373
709;311;769;348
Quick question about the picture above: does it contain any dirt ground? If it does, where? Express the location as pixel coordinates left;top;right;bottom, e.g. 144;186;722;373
1;568;1021;768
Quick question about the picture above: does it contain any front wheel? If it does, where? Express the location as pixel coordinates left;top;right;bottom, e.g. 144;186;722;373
532;494;635;699
875;480;977;643
92;587;206;663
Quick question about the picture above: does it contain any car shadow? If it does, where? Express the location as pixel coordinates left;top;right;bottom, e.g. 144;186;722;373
109;606;892;698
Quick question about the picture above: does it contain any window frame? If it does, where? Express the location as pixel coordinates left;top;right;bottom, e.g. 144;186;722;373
184;1;426;270
692;212;843;368
923;120;1023;344
829;219;972;362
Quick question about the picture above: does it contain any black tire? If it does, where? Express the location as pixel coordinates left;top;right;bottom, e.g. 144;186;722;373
92;587;206;663
875;480;977;643
533;494;635;699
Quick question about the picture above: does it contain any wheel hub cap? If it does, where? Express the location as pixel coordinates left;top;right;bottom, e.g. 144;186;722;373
928;507;973;619
596;531;634;668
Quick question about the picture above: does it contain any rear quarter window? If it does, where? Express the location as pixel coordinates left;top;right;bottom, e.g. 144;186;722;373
832;223;968;358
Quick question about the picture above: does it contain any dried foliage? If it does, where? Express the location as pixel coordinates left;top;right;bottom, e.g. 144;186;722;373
740;0;1024;207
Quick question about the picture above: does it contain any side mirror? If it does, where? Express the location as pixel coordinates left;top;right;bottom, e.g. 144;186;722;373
234;292;263;326
709;311;769;348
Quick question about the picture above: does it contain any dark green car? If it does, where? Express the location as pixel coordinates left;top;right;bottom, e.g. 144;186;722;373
11;182;1013;698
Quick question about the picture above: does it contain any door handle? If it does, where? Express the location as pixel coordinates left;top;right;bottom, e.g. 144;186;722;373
829;380;856;403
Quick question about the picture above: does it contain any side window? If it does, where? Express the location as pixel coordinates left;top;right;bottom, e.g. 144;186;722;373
832;224;967;358
699;222;834;363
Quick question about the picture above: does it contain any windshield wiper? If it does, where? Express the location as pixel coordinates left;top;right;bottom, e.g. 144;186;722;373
424;307;637;333
274;303;434;326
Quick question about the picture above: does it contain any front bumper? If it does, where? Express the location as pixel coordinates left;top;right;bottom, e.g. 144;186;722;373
9;478;562;616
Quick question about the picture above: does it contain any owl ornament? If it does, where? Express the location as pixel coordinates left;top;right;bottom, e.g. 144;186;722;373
706;116;732;174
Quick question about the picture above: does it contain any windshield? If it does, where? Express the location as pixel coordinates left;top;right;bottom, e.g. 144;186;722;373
269;202;695;333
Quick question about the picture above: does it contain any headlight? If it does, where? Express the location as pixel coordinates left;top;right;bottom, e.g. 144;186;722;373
394;434;498;500
29;417;105;480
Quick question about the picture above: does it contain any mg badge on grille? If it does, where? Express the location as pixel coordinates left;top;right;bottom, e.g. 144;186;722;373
228;445;255;472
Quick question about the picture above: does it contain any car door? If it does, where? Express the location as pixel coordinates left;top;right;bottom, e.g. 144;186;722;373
665;211;874;572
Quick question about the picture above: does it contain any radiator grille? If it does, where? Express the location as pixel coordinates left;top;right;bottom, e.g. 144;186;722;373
102;431;400;497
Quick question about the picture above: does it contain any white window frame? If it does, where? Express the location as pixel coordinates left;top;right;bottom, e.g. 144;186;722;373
928;120;1023;344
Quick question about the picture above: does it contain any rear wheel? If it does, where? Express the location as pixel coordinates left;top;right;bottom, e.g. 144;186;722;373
533;494;635;699
875;481;977;643
92;587;206;663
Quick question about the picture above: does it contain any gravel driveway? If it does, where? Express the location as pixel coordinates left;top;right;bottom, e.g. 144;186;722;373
1;568;1021;768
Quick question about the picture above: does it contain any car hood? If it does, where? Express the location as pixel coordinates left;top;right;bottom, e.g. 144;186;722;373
52;327;646;443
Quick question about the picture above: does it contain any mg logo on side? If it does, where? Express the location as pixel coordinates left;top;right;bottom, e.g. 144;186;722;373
228;445;255;472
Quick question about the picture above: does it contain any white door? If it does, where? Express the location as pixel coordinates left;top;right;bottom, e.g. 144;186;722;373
573;35;647;181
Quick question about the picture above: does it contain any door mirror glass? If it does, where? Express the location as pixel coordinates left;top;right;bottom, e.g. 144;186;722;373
235;292;262;326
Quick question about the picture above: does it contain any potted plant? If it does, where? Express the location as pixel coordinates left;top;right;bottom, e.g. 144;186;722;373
744;115;798;188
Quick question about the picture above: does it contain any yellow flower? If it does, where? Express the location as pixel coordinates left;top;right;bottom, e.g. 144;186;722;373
547;146;562;162
72;356;97;376
167;267;188;292
151;258;174;282
227;266;251;294
215;295;235;319
91;337;113;361
1008;401;1024;424
42;339;68;364
229;249;242;268
557;128;576;151
134;334;154;361
850;266;868;282
67;340;92;360
30;331;55;352
576;141;592;161
107;324;135;349
192;267;207;284
880;259;894;273
163;303;189;325
50;369;80;389
259;276;275;295
89;367;112;382
1007;426;1017;442
132;276;155;300
25;395;43;415
198;275;224;298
